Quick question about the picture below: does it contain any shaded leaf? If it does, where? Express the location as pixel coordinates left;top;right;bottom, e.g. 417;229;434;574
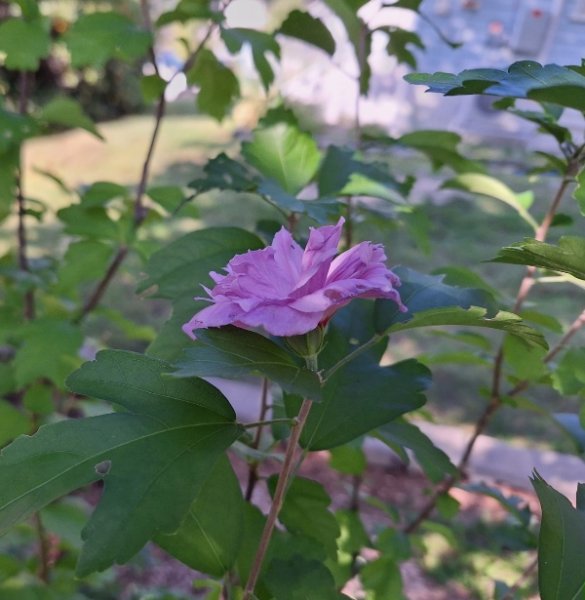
361;557;405;600
0;401;30;448
189;153;259;195
532;473;585;600
375;419;457;483
172;326;322;401
156;0;217;26
278;10;335;55
405;61;585;112
492;237;585;281
187;49;240;121
552;349;585;396
140;73;167;102
382;26;424;69
155;456;243;576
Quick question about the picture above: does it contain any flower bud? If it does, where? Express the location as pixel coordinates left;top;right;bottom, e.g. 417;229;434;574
285;326;326;360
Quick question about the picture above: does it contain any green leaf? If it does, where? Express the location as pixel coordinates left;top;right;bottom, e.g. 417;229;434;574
80;181;128;206
55;240;115;296
268;477;340;557
375;419;457;483
382;26;424;69
0;18;50;70
57;204;122;241
22;383;54;416
329;442;367;475
552;349;585;396
406;61;585;112
172;327;322;401
375;266;496;328
379;306;547;349
492;237;585;281
13;0;41;20
573;168;585;216
63;12;151;68
318;146;407;201
460;482;531;526
242;123;321;195
140;227;263;300
0;401;30;448
186;49;240;121
155;456;243;576
361;557;405;600
503;335;548;381
140;73;167;103
532;472;585;600
278;10;335;55
0;350;243;575
14;319;83;388
294;355;430;450
38;97;103;139
147;185;196;216
397;130;484;173
263;555;340;600
221;28;280;90
155;0;217;26
189;152;260;195
442;173;538;230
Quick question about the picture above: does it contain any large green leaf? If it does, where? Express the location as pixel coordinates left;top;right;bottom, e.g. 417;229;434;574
63;12;151;68
0;351;241;576
172;327;322;400
38;97;103;139
375;419;457;483
492;237;585;281
291;349;430;450
278;10;335;55
532;473;585;600
186;49;240;121
139;227;264;300
405;61;585;112
267;476;340;557
442;173;538;230
0;18;51;70
242;123;321;195
221;28;280;90
155;456;243;576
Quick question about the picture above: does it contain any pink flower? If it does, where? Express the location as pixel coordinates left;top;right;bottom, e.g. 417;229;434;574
182;218;407;338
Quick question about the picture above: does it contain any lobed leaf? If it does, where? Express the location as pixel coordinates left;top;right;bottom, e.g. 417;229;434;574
492;237;585;281
278;10;335;55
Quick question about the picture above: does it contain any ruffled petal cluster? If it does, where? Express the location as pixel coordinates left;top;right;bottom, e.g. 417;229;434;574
183;218;406;338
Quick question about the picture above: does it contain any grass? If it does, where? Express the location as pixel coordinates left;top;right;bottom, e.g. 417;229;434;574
14;103;585;452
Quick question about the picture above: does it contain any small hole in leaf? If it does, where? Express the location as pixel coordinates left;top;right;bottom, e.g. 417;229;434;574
95;460;112;476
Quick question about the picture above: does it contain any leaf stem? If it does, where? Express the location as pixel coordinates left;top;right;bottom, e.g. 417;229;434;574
242;418;294;429
242;355;318;599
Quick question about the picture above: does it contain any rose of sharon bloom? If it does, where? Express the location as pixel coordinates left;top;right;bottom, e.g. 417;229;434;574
182;218;407;338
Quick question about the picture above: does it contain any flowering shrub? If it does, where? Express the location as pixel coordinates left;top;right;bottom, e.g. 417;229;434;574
1;1;585;599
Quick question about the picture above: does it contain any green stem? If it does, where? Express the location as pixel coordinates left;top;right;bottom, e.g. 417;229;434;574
242;354;318;600
243;417;295;429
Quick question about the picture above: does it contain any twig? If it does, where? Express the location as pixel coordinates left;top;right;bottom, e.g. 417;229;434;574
33;512;51;583
245;379;270;501
500;555;538;600
16;71;35;320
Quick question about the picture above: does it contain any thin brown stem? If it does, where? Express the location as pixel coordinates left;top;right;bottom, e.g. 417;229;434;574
245;378;270;501
500;556;538;600
242;397;313;600
33;513;51;583
403;166;576;534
